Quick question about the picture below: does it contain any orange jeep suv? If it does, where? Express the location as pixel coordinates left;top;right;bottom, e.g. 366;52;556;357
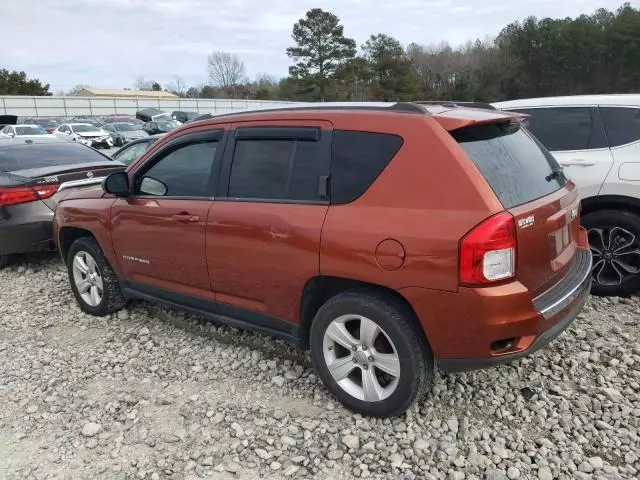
53;103;592;417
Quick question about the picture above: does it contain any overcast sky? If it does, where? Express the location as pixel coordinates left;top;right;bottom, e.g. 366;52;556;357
0;0;632;93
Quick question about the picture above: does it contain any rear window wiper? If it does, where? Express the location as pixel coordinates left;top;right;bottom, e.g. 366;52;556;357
546;167;565;182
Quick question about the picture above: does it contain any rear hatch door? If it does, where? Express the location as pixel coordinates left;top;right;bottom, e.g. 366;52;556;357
451;120;582;297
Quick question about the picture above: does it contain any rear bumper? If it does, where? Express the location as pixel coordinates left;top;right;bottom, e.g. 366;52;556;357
0;201;54;255
438;274;589;372
401;247;592;373
0;220;54;255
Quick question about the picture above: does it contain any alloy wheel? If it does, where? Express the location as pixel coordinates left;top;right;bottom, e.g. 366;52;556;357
588;226;640;287
322;314;400;402
72;251;104;307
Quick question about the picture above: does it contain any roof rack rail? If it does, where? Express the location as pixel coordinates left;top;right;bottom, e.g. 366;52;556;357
389;102;429;114
415;100;496;110
190;102;430;121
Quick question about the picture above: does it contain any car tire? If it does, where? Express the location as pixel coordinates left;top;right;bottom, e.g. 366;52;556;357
583;209;640;297
66;236;126;316
310;289;433;417
0;254;10;269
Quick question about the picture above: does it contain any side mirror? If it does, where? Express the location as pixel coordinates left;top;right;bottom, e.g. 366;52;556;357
103;171;130;197
140;177;167;196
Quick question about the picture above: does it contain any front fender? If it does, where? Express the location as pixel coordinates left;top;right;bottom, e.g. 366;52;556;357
54;198;122;278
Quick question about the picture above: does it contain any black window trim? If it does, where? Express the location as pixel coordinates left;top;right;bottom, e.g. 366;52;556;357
509;106;610;153
598;105;640;149
217;125;332;205
129;128;226;200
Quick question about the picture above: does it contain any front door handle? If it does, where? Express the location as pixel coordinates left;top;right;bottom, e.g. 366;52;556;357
559;158;597;167
172;213;200;223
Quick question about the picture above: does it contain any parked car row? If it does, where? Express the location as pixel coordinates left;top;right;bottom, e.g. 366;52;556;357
8;108;194;147
1;96;637;418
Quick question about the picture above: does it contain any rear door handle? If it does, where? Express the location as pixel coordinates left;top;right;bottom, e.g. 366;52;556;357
172;213;200;223
559;158;596;167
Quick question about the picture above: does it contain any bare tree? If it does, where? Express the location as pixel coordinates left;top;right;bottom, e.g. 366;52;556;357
67;84;90;96
207;51;246;97
167;75;187;97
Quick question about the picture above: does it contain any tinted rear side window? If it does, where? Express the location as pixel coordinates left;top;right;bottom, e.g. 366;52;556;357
600;107;640;147
230;140;292;199
452;123;567;209
331;130;403;204
515;107;606;152
228;138;329;201
0;144;110;172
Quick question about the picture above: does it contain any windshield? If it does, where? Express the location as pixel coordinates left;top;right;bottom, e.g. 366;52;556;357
114;123;138;132
0;143;110;171
156;121;176;129
15;126;47;135
73;124;102;133
452;122;567;209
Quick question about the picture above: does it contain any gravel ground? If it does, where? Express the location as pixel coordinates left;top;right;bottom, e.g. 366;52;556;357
0;255;638;480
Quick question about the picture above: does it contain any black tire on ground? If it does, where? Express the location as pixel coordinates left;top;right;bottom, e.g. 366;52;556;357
583;209;640;297
66;236;126;316
0;254;10;269
309;289;433;418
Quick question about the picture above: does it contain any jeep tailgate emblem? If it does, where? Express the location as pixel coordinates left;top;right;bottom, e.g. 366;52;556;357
518;215;535;229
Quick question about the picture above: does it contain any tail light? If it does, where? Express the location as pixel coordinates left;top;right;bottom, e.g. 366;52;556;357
0;185;58;207
460;212;516;285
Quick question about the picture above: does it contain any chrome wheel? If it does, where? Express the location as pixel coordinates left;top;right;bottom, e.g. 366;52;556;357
72;251;103;307
322;314;400;402
589;226;640;286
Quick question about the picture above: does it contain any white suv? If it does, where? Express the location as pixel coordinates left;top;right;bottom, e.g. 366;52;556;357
493;95;640;297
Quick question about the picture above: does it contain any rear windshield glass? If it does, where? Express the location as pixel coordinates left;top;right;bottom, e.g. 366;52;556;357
452;122;567;209
0;144;110;172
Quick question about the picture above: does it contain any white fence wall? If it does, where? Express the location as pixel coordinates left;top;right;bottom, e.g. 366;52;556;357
0;96;306;117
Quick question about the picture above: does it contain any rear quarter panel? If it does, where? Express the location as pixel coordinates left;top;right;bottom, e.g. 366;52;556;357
321;114;503;293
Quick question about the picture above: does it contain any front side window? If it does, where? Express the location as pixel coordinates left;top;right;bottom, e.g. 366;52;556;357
136;141;217;197
600;107;640;147
514;107;605;152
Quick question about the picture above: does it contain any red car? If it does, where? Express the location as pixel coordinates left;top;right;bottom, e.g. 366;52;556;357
53;103;591;417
